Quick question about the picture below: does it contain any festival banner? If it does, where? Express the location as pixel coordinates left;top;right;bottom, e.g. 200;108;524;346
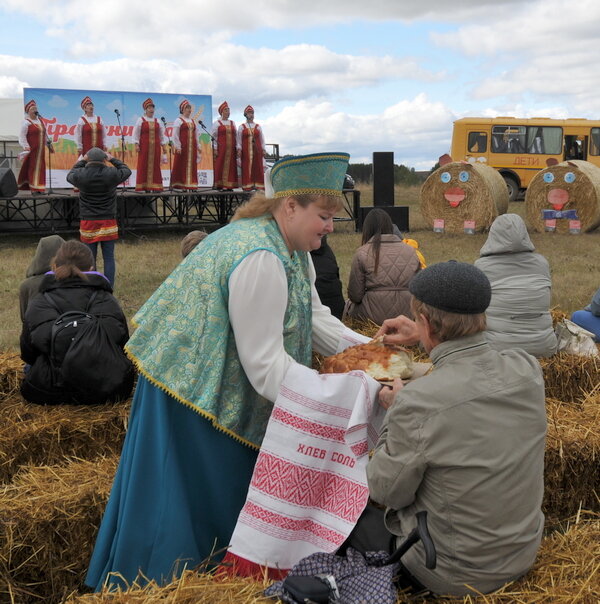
22;87;213;189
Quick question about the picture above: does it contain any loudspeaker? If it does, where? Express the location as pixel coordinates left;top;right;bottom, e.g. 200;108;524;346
0;168;18;198
358;206;409;233
372;152;394;206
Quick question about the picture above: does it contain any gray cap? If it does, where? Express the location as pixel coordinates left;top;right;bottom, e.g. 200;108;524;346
409;260;491;314
87;147;106;162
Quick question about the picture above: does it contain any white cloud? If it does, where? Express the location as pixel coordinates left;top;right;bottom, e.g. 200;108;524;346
1;0;529;58
0;75;29;97
47;94;69;108
263;94;454;166
431;0;600;114
0;46;441;107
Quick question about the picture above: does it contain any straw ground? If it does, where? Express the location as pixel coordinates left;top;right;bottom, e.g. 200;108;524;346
67;515;600;603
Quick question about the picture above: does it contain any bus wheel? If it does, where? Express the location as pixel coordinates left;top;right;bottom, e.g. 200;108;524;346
503;176;519;201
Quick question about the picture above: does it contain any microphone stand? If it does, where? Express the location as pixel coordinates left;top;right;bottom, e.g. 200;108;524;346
245;121;256;190
161;117;173;191
197;119;215;143
197;119;217;191
113;110;127;195
114;109;126;163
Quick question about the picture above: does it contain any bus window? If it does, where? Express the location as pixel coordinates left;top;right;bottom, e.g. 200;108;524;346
590;128;600;156
526;126;561;154
492;125;526;153
468;132;487;153
565;136;584;160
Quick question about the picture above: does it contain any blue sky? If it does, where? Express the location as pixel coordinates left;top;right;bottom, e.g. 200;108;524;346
0;0;598;169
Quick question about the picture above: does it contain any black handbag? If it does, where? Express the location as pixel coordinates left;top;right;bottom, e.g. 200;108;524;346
282;574;339;603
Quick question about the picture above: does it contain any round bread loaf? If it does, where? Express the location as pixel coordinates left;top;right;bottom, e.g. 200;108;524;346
320;341;413;381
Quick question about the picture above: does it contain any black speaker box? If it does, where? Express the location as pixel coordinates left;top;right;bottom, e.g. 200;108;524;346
372;152;394;206
0;168;18;198
358;206;409;234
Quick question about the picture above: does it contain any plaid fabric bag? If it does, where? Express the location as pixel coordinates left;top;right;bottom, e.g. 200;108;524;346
264;547;399;604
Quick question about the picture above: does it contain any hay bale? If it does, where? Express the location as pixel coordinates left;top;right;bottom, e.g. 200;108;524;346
539;352;600;404
68;517;600;603
0;456;118;603
526;160;600;233
0;350;24;401
543;398;600;527
420;161;509;233
0;397;130;484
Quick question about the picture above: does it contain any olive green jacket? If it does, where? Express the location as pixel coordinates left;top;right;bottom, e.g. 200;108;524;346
367;333;546;596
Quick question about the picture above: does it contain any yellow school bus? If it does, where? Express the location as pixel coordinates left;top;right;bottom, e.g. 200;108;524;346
451;117;600;200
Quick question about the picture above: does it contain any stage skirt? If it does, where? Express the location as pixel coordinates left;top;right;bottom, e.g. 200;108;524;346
80;219;119;243
85;375;259;591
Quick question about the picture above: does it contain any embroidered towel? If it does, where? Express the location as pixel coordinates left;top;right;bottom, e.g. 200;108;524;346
226;363;385;573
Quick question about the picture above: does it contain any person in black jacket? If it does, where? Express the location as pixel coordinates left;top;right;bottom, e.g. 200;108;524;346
309;235;345;320
20;240;133;405
66;147;131;287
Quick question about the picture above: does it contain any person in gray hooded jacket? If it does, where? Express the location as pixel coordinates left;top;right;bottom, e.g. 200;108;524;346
474;213;557;357
19;234;65;322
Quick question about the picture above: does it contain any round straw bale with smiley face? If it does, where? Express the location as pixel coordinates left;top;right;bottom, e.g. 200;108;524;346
420;155;509;233
525;159;600;233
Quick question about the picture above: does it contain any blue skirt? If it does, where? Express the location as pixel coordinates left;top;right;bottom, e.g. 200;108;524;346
85;375;259;590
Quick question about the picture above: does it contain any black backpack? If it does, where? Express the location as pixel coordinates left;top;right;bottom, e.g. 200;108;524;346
44;290;134;403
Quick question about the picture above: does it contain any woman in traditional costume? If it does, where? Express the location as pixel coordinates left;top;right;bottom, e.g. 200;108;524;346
133;97;167;192
237;104;266;191
76;96;106;156
170;99;199;190
86;152;370;590
211;100;238;190
18;99;52;194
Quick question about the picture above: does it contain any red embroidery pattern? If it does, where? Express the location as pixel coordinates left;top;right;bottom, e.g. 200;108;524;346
271;407;346;442
240;501;345;547
280;385;352;419
350;441;369;457
251;452;367;521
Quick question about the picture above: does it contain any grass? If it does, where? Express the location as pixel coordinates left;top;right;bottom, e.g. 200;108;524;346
1;183;599;350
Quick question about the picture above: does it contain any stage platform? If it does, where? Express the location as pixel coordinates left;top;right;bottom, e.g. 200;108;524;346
0;188;360;234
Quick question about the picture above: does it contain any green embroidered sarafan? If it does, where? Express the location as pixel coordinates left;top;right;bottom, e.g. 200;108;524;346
126;215;312;449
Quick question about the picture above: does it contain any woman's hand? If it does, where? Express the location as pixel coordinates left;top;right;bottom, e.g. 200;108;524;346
379;378;404;410
376;315;419;347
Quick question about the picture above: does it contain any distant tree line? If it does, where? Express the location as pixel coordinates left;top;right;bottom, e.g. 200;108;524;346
347;163;430;186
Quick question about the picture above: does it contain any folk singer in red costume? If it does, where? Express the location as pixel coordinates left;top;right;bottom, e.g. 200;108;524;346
18;100;53;194
211;101;238;190
237;105;266;191
76;96;106;155
171;99;199;190
133;98;167;192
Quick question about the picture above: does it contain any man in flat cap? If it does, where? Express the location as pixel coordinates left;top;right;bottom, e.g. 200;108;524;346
366;261;546;597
